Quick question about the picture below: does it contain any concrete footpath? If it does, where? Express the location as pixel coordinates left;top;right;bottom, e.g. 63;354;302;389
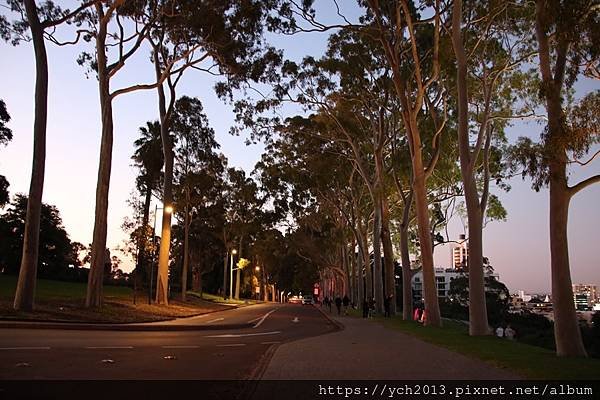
261;313;521;380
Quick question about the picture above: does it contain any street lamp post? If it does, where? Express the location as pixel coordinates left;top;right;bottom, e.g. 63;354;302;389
149;203;173;304
229;249;237;299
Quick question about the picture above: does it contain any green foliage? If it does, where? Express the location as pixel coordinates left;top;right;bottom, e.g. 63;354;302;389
0;194;84;280
0;99;12;146
447;274;510;326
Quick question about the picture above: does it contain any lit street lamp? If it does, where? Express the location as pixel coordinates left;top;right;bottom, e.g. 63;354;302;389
149;203;173;304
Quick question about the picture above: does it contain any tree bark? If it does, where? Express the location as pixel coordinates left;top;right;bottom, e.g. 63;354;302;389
451;0;489;336
154;47;175;305
549;162;586;356
13;0;48;311
534;0;587;357
86;5;112;308
412;165;442;327
181;201;190;301
372;201;384;313
399;222;412;320
381;197;396;316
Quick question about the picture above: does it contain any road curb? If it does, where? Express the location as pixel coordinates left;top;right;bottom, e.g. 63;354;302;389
314;304;345;331
0;321;254;331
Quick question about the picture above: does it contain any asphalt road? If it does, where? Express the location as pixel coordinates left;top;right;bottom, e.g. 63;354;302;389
0;303;336;380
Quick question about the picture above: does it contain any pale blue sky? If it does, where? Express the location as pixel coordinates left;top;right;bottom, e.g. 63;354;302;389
0;2;598;293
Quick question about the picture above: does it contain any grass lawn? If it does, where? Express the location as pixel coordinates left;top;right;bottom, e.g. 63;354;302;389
0;275;230;323
375;315;600;380
188;291;261;305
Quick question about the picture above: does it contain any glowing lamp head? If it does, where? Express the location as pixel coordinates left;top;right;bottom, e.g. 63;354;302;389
164;205;174;214
231;249;238;255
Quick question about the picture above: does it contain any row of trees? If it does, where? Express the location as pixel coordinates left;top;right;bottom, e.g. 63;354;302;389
235;0;599;358
1;0;301;308
1;0;598;359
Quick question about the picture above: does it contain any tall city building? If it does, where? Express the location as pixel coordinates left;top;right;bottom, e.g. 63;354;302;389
451;234;468;269
572;284;598;309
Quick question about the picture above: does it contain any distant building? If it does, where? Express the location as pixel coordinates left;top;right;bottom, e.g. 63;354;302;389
575;294;591;311
572;284;598;309
411;267;499;301
451;234;468;269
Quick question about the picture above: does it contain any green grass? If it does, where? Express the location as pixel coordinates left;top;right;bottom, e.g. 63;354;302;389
376;316;600;380
0;275;228;323
188;291;260;306
0;275;131;300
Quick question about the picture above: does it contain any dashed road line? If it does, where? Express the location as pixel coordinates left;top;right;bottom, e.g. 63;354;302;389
206;317;225;324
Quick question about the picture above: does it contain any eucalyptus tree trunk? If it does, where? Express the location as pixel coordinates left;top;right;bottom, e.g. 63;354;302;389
534;0;587;357
359;218;373;302
381;199;396;316
86;5;112;307
136;185;153;280
412;158;441;326
451;0;489;336
13;0;48;311
399;223;412;320
181;201;190;301
154;50;175;305
372;201;384;313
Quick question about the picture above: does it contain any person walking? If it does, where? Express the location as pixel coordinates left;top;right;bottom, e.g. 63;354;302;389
334;296;342;315
495;325;505;338
368;297;376;318
362;298;369;318
384;294;393;317
342;295;350;315
324;296;331;312
505;325;515;340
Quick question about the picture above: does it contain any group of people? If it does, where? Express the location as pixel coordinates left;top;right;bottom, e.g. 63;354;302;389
495;324;516;340
360;294;394;318
322;295;351;315
413;306;427;324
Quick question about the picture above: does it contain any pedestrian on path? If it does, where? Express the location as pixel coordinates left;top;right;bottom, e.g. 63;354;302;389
335;296;342;315
384;294;393;317
413;307;420;321
342;295;350;315
324;296;331;312
505;325;515;340
362;298;369;318
495;325;505;338
368;297;375;318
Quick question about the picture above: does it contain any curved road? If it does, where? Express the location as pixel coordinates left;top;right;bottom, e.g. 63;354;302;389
0;303;335;380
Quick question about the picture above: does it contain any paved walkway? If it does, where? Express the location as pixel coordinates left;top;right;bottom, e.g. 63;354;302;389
261;313;521;380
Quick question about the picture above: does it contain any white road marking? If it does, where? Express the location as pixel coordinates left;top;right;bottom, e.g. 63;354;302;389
206;317;225;324
85;346;133;349
247;316;262;323
0;347;50;350
216;344;246;347
253;309;278;328
292;317;299;323
260;341;280;345
205;331;281;338
161;345;200;349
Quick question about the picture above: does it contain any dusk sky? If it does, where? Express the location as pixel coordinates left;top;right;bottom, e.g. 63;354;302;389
0;2;598;294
